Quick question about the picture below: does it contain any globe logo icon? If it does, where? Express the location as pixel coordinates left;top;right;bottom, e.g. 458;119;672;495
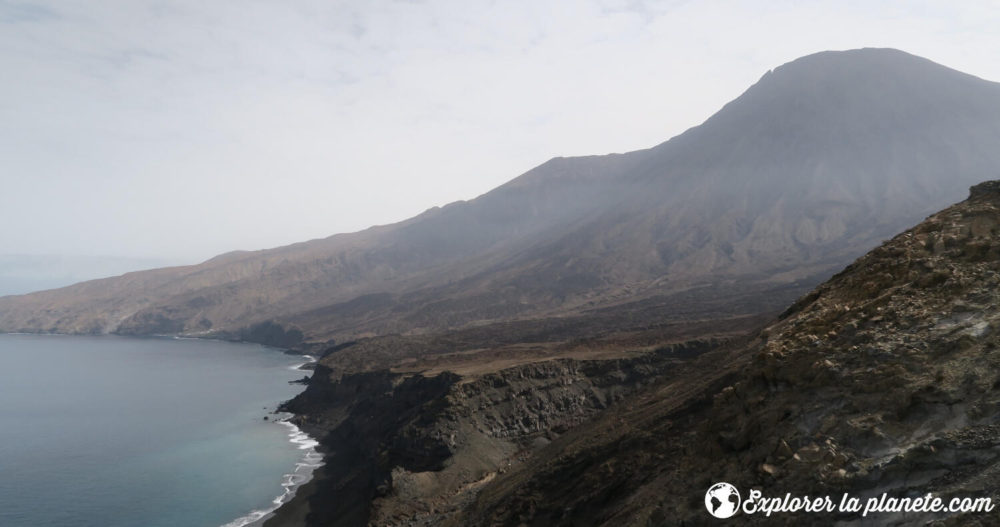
705;482;740;519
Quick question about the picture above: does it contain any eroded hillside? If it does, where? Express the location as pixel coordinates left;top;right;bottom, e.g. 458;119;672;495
455;182;1000;526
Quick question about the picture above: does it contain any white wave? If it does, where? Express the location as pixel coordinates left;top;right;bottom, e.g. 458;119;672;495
287;354;317;371
220;418;325;527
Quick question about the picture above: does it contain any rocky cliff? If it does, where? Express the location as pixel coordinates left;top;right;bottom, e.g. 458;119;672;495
263;339;724;527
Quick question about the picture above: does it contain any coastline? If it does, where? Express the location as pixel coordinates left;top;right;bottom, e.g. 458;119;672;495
222;418;325;527
255;463;329;527
254;356;330;527
224;355;325;527
254;417;331;527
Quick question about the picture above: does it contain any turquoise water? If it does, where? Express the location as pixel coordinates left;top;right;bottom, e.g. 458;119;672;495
0;334;319;527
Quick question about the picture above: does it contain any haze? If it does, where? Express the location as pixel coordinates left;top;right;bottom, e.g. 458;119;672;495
2;0;999;268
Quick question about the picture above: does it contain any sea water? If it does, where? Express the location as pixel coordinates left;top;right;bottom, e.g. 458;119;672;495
0;334;321;527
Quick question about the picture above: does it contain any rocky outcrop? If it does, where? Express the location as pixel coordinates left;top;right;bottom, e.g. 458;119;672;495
270;367;460;526
234;321;304;348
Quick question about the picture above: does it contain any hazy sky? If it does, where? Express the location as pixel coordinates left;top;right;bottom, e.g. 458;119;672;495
2;0;999;263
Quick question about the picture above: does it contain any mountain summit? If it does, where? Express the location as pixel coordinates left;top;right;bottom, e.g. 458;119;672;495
2;48;999;346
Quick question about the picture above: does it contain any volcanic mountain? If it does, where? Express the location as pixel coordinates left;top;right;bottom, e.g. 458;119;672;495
2;48;1000;348
451;180;1000;526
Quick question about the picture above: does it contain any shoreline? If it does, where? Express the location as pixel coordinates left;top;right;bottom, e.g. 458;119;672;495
0;330;320;358
222;418;325;527
254;361;335;527
222;354;325;527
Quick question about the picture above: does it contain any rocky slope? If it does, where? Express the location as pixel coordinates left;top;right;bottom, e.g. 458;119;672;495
3;48;1000;346
452;181;1000;526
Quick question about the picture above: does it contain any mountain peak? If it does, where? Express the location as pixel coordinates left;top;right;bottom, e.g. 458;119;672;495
778;47;929;69
729;46;996;112
764;47;984;83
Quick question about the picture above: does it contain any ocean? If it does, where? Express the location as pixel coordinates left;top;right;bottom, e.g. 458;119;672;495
0;334;321;527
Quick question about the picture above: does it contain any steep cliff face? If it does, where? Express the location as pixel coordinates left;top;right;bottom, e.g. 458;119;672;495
264;340;720;527
4;49;1000;344
455;181;1000;526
